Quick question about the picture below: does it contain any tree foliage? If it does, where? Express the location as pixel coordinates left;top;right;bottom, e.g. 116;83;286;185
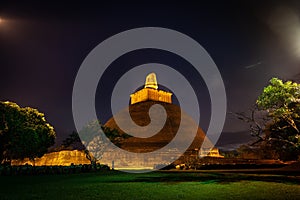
0;101;56;163
257;78;300;131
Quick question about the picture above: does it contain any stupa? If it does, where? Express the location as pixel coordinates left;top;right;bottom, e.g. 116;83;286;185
101;73;207;168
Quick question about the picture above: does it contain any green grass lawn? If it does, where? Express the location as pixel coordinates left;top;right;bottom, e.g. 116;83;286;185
0;171;299;200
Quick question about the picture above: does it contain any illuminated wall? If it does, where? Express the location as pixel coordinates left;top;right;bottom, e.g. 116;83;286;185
199;148;224;158
130;88;172;104
12;150;90;166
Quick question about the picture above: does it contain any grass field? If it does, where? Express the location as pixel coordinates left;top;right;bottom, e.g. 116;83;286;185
0;171;300;200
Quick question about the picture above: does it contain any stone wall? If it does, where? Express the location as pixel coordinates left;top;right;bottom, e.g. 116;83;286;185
130;88;172;104
11;150;90;166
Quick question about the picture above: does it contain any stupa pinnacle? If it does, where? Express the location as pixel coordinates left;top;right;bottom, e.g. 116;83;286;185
144;73;158;89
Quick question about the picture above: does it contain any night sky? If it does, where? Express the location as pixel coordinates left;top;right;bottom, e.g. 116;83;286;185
1;1;300;149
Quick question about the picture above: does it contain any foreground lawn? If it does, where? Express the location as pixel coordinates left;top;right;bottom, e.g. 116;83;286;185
0;171;299;200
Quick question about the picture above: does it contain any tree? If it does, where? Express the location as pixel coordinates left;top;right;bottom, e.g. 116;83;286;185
61;121;129;165
256;78;300;160
0;101;56;164
235;78;300;161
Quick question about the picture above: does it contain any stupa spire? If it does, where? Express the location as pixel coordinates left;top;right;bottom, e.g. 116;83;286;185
144;73;158;90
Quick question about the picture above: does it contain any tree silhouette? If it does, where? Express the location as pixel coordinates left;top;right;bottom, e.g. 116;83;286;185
62;121;130;165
